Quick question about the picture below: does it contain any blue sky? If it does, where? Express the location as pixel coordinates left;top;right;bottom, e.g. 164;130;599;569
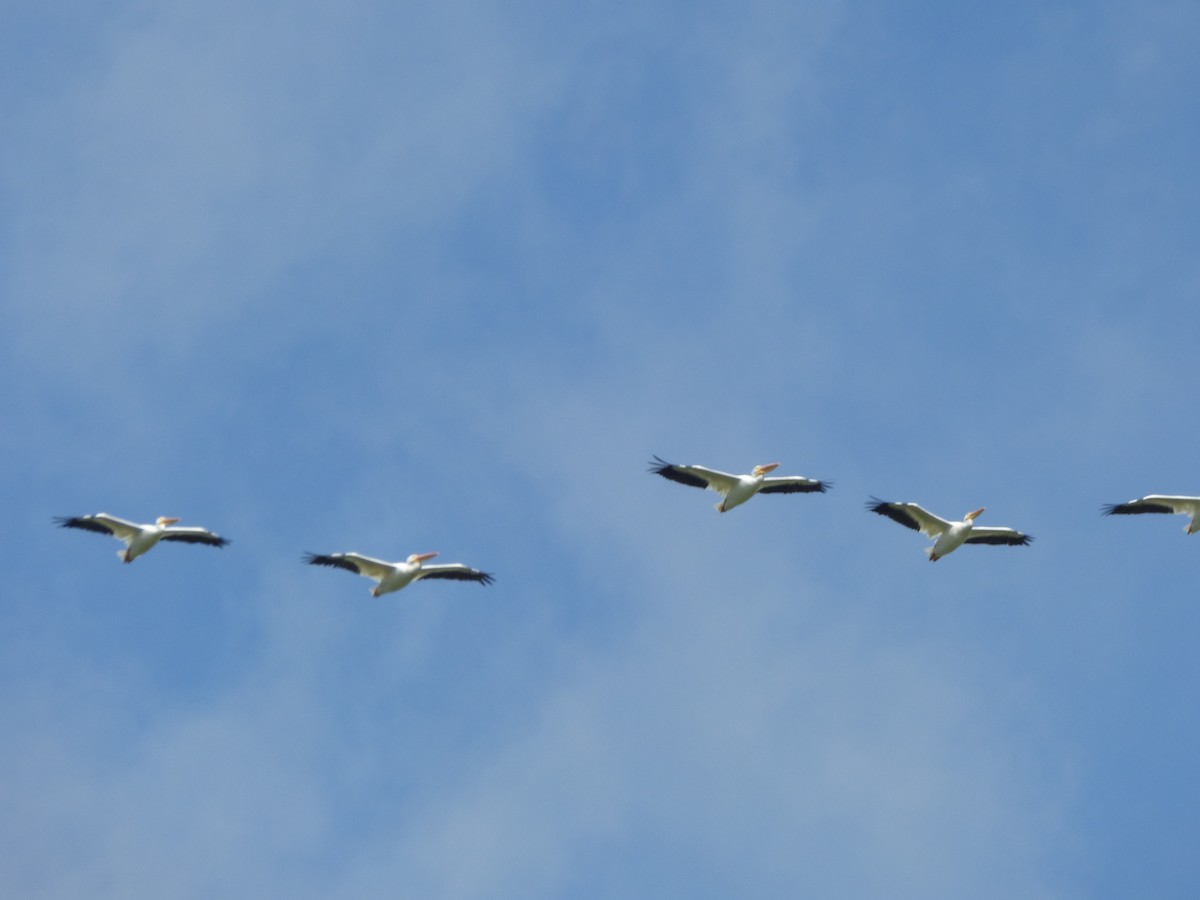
4;0;1200;896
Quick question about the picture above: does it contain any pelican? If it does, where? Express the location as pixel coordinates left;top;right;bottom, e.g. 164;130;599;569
648;455;830;513
866;499;1032;561
55;513;230;563
1103;495;1200;534
304;551;494;596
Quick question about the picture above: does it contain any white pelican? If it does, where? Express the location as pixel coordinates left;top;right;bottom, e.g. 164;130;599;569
55;513;231;563
1103;495;1200;534
866;498;1032;561
649;455;830;513
304;551;494;597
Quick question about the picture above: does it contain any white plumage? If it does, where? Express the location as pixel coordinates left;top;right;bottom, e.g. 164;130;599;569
55;513;230;563
866;499;1032;562
649;456;829;513
305;551;494;597
1103;495;1200;534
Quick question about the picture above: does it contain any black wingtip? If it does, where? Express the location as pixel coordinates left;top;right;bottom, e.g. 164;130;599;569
1102;501;1175;516
865;497;924;532
966;532;1034;547
54;515;113;535
303;552;362;574
647;456;710;490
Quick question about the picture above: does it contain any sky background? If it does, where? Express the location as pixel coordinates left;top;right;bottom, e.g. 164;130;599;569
4;0;1200;896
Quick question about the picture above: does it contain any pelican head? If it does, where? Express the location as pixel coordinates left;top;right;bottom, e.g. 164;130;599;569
156;516;181;526
964;508;985;522
753;463;781;476
407;552;439;564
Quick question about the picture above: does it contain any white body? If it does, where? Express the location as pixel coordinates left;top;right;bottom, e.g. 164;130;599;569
366;557;427;596
720;471;770;512
122;522;170;562
927;518;976;561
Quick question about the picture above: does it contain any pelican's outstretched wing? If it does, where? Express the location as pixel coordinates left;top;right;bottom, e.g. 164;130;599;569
54;513;142;540
1103;495;1200;517
964;527;1032;546
758;475;830;495
417;564;494;585
866;499;952;537
159;526;230;547
648;456;739;493
304;552;395;580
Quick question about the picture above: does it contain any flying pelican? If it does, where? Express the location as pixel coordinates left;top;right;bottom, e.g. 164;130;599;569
304;551;494;597
1103;495;1200;534
648;455;830;513
866;499;1032;561
55;513;231;563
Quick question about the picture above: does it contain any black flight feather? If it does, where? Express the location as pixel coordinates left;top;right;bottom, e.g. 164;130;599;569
420;569;495;585
1103;502;1175;516
304;552;362;573
648;456;709;490
160;531;230;547
865;498;921;531
758;480;831;495
964;533;1033;546
54;515;116;535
